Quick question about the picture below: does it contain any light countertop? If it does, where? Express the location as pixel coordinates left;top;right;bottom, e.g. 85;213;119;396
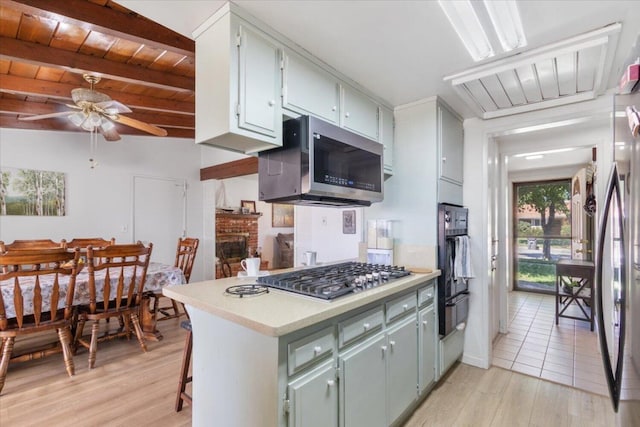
163;269;440;337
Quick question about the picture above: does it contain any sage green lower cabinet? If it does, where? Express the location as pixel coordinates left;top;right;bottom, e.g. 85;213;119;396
287;360;338;427
418;304;437;392
283;279;440;427
339;332;387;427
387;316;418;425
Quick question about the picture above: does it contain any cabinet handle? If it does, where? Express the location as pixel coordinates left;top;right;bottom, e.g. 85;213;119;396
345;112;350;118
389;340;396;348
381;345;387;357
402;304;409;311
327;380;336;387
313;345;322;354
268;100;275;106
422;320;428;326
363;322;370;330
442;157;447;162
332;106;337;111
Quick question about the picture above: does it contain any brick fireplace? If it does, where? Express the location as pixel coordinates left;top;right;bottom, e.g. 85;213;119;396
215;212;267;278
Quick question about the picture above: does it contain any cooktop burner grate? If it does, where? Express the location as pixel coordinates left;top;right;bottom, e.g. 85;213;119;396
257;262;410;300
225;284;269;298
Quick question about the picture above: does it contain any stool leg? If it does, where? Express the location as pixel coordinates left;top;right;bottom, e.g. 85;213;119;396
176;329;193;412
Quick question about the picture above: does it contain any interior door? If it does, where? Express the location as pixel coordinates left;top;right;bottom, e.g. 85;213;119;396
133;176;186;265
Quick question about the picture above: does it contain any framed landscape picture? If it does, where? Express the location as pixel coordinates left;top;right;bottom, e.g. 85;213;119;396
0;167;66;216
272;203;294;227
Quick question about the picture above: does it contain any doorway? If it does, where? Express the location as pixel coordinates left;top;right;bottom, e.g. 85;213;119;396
133;175;186;265
512;179;571;294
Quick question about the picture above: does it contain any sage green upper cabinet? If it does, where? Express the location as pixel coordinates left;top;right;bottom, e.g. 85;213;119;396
341;85;380;141
237;24;281;141
438;103;464;185
282;50;340;124
193;5;282;154
380;106;394;175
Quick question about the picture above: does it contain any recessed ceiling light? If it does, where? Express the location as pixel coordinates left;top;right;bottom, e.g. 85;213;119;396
438;0;494;61
513;147;576;158
483;0;527;52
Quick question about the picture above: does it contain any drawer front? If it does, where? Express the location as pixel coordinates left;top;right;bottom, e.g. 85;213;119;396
418;284;435;308
288;327;334;375
386;293;417;323
339;307;384;348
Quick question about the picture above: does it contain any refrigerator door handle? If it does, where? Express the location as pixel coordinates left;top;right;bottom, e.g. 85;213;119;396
595;162;627;412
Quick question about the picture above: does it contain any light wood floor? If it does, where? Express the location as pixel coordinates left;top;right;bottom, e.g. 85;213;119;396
1;314;638;426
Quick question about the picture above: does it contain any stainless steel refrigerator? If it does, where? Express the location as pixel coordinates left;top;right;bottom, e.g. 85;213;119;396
595;89;640;411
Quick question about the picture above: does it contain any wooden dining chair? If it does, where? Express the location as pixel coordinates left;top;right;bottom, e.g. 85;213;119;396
154;237;199;321
66;237;115;250
0;239;67;252
0;248;82;394
74;242;152;369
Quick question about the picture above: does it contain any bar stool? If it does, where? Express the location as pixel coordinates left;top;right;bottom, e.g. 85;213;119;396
175;319;193;412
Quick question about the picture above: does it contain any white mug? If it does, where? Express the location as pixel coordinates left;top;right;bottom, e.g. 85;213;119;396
241;257;261;276
304;251;317;266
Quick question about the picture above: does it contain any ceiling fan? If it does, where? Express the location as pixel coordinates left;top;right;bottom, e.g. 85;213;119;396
19;74;168;141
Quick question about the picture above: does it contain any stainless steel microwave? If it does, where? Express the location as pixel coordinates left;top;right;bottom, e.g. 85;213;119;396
258;115;384;207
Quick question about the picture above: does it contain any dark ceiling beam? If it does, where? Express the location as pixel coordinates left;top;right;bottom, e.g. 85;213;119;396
2;0;195;56
0;74;195;114
200;157;259;181
0;98;195;128
0;37;194;92
0;115;194;139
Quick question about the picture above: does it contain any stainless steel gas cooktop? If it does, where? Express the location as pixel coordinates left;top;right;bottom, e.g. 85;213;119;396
256;262;411;300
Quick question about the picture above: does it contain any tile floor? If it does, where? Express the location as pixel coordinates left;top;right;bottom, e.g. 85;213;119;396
492;291;640;400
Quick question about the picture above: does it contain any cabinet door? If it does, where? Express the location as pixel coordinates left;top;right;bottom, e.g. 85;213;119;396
418;305;436;393
288;361;338;427
380;106;394;174
339;334;386;427
237;24;281;140
387;317;418;425
438;103;463;184
341;85;380;141
283;50;340;124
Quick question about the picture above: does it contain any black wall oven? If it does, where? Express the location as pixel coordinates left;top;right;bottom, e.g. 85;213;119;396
437;203;470;336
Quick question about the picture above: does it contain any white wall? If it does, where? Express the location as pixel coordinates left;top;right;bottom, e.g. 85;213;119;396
0;128;206;281
294;206;363;266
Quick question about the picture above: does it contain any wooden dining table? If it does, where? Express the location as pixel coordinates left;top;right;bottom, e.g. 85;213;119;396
0;262;186;341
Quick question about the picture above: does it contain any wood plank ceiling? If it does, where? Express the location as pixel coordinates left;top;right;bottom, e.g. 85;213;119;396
0;0;195;139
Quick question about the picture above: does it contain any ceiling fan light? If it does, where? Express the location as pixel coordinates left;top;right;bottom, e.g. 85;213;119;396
69;112;86;127
81;120;95;131
100;118;116;132
87;111;102;127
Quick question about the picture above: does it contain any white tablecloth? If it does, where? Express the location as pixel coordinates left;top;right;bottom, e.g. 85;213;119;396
0;262;185;319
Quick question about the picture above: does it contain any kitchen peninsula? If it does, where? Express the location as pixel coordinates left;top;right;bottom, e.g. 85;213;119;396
164;267;441;427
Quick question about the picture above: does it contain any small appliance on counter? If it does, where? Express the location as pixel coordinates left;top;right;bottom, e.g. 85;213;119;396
367;219;394;265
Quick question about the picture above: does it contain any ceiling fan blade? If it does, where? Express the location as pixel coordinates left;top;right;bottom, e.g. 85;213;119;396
99;125;121;142
18;111;74;121
95;100;132;114
113;115;168;137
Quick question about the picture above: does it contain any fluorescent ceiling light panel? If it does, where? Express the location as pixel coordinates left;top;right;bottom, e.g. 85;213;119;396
525;155;543;160
513;147;576;158
438;0;494;61
483;0;527;52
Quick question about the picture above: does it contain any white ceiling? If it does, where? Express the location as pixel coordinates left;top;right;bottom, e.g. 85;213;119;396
118;0;640;120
